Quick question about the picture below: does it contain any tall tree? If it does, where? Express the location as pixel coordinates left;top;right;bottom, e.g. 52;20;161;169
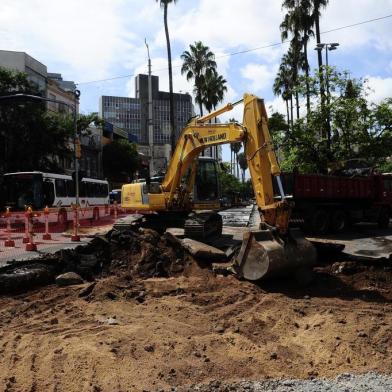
231;142;242;179
202;73;227;113
202;72;227;159
237;152;248;183
312;0;329;70
273;55;294;128
181;41;217;116
156;0;177;155
280;0;313;115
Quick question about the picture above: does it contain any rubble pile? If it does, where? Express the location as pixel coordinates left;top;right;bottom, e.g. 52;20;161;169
0;227;194;294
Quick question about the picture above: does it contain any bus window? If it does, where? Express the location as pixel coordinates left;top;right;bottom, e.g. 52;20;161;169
43;181;55;206
79;182;86;197
66;180;75;197
55;179;67;197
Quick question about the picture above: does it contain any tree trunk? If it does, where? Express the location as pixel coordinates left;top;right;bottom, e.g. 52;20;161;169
163;4;176;156
285;99;290;130
236;153;240;179
315;13;326;140
295;91;300;119
315;15;323;69
230;149;233;175
199;100;203;116
290;95;294;129
303;39;311;116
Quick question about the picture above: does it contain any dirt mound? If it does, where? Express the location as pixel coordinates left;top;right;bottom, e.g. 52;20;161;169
0;227;196;294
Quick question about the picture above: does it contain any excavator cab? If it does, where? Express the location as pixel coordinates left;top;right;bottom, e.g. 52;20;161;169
192;157;221;210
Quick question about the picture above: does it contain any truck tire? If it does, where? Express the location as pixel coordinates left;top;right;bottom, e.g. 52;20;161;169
310;209;329;234
378;208;390;229
330;210;347;233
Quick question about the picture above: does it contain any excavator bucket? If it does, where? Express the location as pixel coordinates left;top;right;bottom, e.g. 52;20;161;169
233;228;317;281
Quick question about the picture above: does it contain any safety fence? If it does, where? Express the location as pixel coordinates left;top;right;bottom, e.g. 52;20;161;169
0;202;128;262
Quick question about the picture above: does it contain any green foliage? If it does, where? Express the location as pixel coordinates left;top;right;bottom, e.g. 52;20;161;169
219;163;253;199
274;69;392;173
102;139;139;181
0;67;73;173
181;41;217;115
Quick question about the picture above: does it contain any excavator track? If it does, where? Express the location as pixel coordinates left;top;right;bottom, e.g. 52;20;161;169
184;211;223;239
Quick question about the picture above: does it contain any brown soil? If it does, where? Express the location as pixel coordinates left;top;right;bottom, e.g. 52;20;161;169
0;251;391;392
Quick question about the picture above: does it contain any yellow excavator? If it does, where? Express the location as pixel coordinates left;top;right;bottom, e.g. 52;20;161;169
122;93;316;281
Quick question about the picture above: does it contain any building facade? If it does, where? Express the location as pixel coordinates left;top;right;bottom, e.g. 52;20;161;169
99;74;222;172
99;74;193;145
0;50;47;93
0;50;103;178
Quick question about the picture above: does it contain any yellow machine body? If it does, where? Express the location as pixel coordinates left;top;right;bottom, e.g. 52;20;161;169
121;93;316;280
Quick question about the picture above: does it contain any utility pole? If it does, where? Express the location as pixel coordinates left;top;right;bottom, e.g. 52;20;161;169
145;38;154;176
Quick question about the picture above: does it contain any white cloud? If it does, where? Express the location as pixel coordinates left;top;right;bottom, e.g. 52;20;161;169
240;63;279;94
366;76;392;103
0;0;146;81
320;0;392;52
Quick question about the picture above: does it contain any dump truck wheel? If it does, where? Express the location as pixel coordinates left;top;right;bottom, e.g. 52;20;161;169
311;209;329;234
378;208;390;229
330;210;347;233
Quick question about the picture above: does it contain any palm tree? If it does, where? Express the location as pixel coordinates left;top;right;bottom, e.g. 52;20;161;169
273;57;293;128
312;0;329;70
202;73;227;113
229;118;236;174
281;0;314;115
231;142;242;179
156;0;177;155
181;41;217;116
202;72;227;158
237;152;248;183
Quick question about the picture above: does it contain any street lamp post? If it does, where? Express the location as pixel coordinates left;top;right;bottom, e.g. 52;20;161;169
315;42;339;153
0;92;81;238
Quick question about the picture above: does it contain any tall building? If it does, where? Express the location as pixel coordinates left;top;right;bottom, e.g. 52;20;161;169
99;74;222;172
0;50;103;178
0;50;47;93
100;74;193;144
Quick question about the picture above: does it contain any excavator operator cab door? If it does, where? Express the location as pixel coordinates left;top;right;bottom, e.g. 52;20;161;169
192;156;221;210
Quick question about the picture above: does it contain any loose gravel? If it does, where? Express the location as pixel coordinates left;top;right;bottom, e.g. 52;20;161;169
173;373;392;392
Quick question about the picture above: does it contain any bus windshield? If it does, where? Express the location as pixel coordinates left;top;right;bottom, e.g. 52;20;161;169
3;173;43;210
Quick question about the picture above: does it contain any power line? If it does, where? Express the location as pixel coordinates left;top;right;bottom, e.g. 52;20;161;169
76;13;392;86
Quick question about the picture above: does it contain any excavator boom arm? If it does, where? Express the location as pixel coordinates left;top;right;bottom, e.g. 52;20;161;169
160;93;289;232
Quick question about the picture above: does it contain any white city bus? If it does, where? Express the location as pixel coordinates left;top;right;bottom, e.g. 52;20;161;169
1;171;109;224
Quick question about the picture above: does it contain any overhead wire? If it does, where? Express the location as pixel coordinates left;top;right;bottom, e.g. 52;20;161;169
76;13;392;86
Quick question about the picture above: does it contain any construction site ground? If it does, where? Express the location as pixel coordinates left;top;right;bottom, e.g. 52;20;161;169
0;206;391;391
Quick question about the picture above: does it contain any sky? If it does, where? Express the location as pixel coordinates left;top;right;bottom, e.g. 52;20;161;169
1;0;392;163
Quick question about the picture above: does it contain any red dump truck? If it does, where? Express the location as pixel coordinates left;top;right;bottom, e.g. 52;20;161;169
280;172;392;233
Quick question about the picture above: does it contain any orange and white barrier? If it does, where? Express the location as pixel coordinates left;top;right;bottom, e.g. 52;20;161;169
71;204;80;242
4;207;15;247
42;206;52;240
25;207;37;251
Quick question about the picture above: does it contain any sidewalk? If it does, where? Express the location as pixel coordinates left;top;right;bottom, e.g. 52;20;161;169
0;216;116;267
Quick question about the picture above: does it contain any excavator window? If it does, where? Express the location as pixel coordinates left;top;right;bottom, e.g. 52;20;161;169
194;160;219;202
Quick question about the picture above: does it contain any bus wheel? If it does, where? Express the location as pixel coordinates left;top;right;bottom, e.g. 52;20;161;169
330;210;347;233
311;209;329;234
58;210;68;228
93;208;100;222
378;208;390;229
